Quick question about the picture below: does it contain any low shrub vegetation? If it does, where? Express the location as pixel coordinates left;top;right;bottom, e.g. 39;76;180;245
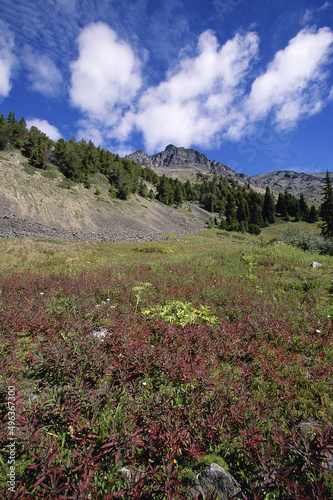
283;226;333;255
0;231;333;498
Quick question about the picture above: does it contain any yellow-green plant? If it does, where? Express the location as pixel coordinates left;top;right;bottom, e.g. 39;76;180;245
242;254;257;280
141;300;220;327
132;282;152;313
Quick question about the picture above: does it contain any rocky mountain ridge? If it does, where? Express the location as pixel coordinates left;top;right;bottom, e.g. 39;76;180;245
250;170;327;201
126;144;331;202
126;144;248;182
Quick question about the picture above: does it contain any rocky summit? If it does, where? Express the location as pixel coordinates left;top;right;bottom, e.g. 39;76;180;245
126;144;332;202
126;144;248;182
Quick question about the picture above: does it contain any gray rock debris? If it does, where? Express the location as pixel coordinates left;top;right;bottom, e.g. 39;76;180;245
190;463;242;500
91;326;109;342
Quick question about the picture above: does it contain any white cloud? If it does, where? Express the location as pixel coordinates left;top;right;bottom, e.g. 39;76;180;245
26;119;61;141
69;22;142;121
0;22;15;98
246;27;333;129
301;2;331;25
23;47;63;97
69;24;333;154
75;119;103;146
116;30;259;152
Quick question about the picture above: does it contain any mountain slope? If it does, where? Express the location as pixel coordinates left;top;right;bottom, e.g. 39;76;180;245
250;170;328;202
127;144;330;202
126;144;249;182
0;150;210;241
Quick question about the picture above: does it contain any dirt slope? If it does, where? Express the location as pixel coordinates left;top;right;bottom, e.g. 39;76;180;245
0;150;210;241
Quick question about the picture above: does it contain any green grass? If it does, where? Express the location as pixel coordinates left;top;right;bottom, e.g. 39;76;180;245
40;163;60;180
1;228;333;498
57;178;76;189
22;161;37;175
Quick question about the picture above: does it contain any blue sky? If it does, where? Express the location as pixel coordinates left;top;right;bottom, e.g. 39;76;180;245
1;0;333;176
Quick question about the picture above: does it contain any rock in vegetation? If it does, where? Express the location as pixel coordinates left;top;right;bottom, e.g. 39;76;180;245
91;326;109;342
190;463;241;500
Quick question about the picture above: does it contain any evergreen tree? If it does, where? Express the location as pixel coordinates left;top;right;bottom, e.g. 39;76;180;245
276;192;287;217
157;175;174;205
184;180;194;201
320;171;333;238
30;141;47;169
250;202;265;227
24;126;50;169
0;114;9;150
202;193;218;212
299;193;309;221
117;181;131;200
225;193;237;220
284;189;299;217
262;186;276;223
173;183;184;206
236;196;250;224
138;180;149;198
225;193;238;230
307;204;319;223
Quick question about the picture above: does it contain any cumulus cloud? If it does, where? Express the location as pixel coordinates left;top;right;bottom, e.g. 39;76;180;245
116;30;259;151
246;27;333;129
0;22;15;98
23;47;63;97
75;119;103;146
69;23;333;154
26;119;61;141
69;22;142;121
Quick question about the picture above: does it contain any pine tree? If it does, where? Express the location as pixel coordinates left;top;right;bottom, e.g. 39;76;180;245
276;192;287;217
138;180;149;198
320;171;333;238
307;205;319;223
299;193;309;221
262;186;276;223
0;114;9;150
236;196;250;224
225;193;238;231
250;201;265;227
173;183;184;206
157;175;174;205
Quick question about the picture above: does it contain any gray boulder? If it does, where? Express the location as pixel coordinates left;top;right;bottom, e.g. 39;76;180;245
190;463;241;500
91;326;109;342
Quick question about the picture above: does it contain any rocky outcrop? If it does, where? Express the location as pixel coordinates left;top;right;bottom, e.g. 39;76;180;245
118;463;242;499
250;170;327;201
126;145;331;202
126;144;247;181
190;463;242;500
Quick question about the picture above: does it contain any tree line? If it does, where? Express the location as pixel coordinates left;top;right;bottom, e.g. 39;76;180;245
1;110;330;237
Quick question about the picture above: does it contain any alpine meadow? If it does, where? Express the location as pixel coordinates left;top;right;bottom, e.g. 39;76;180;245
0;110;333;499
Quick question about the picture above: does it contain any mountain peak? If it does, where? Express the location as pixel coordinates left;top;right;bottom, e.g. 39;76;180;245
125;144;242;180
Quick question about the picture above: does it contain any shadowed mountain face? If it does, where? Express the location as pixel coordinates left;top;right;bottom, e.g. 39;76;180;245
126;145;331;202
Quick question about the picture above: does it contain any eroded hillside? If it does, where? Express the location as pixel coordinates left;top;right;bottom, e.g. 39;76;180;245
0;151;210;241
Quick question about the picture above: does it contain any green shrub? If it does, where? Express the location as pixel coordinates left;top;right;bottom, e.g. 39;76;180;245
141;300;220;326
248;223;261;235
282;226;333;254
